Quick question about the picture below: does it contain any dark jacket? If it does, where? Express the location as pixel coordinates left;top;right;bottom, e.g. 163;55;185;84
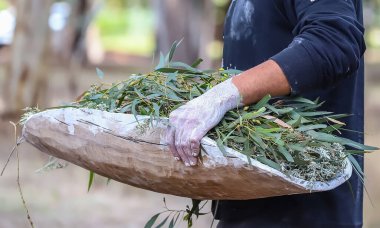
214;0;365;227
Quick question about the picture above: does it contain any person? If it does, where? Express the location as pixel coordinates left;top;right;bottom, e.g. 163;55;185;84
166;0;365;227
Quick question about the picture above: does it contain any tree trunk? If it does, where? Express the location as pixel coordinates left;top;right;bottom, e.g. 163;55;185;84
3;0;52;114
153;0;216;68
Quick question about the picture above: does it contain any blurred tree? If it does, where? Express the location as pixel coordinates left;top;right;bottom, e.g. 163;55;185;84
152;0;216;68
1;0;99;115
3;0;53;115
64;0;99;95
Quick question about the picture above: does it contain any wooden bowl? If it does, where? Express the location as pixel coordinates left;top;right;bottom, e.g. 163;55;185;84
22;108;352;200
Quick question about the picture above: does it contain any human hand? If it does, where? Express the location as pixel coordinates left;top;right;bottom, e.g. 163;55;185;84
165;78;242;166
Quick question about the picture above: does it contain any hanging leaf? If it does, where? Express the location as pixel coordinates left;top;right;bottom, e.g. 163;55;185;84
144;213;161;228
87;171;94;192
96;67;104;79
169;213;180;228
348;154;364;177
155;215;170;228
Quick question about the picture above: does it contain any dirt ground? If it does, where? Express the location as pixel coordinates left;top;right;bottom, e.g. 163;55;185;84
0;65;379;228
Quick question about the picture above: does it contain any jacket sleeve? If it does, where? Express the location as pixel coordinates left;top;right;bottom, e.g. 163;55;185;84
270;0;365;95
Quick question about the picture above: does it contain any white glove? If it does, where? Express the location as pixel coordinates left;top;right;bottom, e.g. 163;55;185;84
165;78;242;166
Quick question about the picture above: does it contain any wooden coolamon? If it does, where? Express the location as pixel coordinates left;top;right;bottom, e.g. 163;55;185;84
3;0;53;115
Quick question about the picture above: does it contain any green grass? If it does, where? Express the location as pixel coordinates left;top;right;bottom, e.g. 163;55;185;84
94;5;155;56
0;1;9;10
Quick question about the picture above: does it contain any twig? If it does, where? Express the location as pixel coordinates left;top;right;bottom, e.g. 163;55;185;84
16;147;35;228
1;122;24;176
1;144;17;176
210;200;219;228
9;121;35;228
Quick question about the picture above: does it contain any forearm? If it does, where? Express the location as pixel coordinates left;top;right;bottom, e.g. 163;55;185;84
232;60;291;105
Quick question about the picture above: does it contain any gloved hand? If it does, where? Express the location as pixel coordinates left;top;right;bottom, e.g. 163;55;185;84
165;78;242;166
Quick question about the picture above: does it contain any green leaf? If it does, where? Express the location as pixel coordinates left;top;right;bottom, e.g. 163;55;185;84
87;171;94;192
119;104;131;113
131;100;140;122
345;150;369;155
229;136;247;143
256;156;281;171
191;199;202;217
291;97;315;104
307;130;378;151
168;214;177;228
89;94;103;100
287;144;305;153
166;90;185;101
216;138;228;156
169;62;201;73
321;124;344;133
342;139;378;151
219;69;242;75
250;134;268;150
166;39;183;63
169;213;181;228
166;72;178;82
165;82;187;92
144;213;161;228
290;116;302;128
278;146;294;162
242;107;266;120
146;93;162;100
306;131;339;143
155;52;166;69
96;67;104;79
297;124;327;132
265;104;279;114
277;107;294;114
153;103;160;117
348;154;364;177
191;58;203;67
297;111;333;117
155;67;193;74
134;87;145;98
155;215;170;228
325;114;351;119
254;95;271;109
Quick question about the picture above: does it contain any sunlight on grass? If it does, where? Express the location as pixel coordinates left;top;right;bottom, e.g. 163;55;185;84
95;5;155;56
0;1;9;10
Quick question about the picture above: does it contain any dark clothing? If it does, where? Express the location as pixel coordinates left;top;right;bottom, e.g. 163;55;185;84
215;0;365;227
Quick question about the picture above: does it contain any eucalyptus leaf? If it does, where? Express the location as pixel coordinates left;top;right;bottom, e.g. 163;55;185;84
87;171;94;192
256;156;281;171
96;67;104;79
144;213;161;228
